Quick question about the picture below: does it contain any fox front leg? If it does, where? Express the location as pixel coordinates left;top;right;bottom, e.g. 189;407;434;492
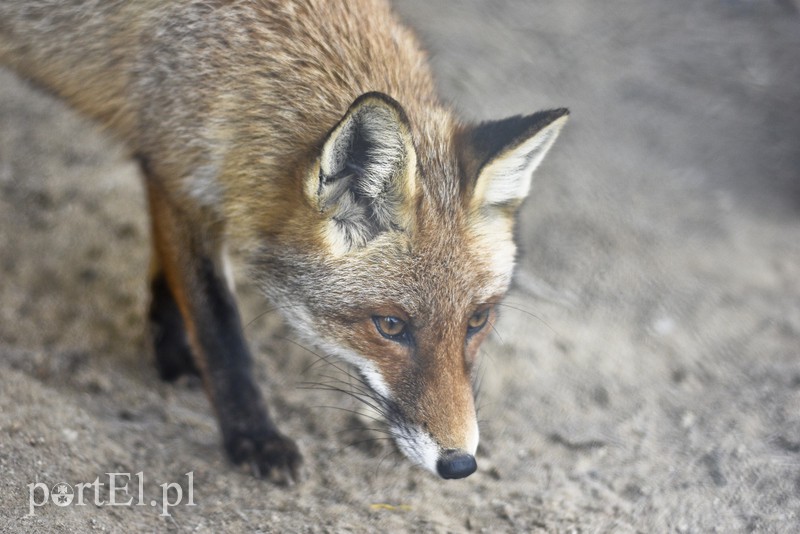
143;165;302;484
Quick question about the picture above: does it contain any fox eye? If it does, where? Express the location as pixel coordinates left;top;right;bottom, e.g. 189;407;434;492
373;316;408;341
467;307;491;334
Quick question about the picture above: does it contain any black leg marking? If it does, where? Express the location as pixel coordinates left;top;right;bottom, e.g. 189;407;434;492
193;257;303;484
148;272;199;381
143;170;302;484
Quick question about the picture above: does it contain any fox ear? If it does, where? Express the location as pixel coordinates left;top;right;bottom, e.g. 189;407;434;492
464;108;568;211
315;92;418;253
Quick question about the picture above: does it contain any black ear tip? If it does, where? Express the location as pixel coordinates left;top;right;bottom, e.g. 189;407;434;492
345;91;411;130
350;91;403;112
547;107;570;120
530;108;569;131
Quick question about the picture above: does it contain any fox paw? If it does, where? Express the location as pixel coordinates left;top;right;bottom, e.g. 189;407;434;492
225;432;303;485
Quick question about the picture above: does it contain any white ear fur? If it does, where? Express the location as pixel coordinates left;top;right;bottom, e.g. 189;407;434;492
315;93;417;253
473;114;568;208
320;103;408;203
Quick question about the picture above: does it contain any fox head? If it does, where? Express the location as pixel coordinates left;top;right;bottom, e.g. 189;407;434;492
254;92;567;479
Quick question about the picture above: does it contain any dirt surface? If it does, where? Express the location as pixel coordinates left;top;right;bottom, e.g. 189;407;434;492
1;1;799;532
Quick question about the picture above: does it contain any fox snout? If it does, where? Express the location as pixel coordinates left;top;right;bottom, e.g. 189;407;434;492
362;333;482;480
437;449;478;479
386;398;480;480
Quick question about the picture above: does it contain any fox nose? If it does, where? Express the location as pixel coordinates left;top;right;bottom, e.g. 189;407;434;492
436;449;478;479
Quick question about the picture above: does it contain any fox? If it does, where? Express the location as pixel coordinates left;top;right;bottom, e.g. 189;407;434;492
0;0;567;484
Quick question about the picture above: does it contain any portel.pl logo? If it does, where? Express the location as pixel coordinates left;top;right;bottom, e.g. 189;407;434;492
27;472;195;517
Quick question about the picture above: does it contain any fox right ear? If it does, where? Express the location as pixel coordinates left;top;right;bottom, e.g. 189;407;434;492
462;108;568;212
312;92;418;254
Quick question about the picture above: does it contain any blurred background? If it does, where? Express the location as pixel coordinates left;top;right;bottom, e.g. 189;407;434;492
1;0;798;531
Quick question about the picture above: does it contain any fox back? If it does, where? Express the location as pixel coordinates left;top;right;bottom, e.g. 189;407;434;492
0;0;567;480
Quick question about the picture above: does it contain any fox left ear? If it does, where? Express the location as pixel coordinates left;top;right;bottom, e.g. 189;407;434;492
463;108;569;211
314;92;418;253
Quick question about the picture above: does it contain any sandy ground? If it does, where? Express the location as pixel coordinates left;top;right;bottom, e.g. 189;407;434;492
1;0;799;532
